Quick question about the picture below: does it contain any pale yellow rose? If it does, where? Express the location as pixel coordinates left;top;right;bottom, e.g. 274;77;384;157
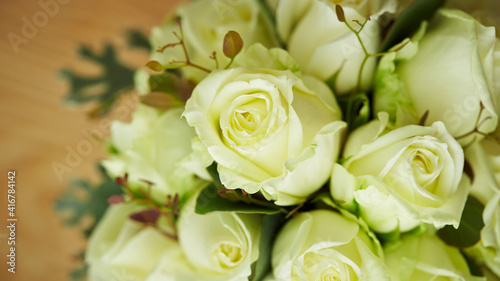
385;233;485;281
86;203;175;281
183;64;346;205
375;9;500;146
275;0;397;94
331;113;468;233
270;209;390;281
146;196;262;281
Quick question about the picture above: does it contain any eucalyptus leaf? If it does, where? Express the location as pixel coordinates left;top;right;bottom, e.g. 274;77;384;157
60;45;135;117
126;30;151;51
195;183;284;215
250;214;285;281
437;196;485;248
381;0;445;51
69;263;87;281
54;165;123;237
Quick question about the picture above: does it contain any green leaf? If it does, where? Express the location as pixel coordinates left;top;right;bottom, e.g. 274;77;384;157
148;72;194;102
381;0;445;51
206;162;223;188
60;45;136;117
250;214;285;281
437;196;485;248
146;60;166;72
339;92;371;132
126;30;151;51
461;250;484;277
223;30;244;59
54;165;123;237
140;92;184;109
195;183;284;215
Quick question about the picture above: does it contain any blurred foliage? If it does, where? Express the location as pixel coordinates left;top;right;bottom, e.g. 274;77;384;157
54;165;122;237
60;30;150;117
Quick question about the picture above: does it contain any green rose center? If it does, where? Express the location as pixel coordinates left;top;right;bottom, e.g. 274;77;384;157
211;242;243;269
320;267;344;281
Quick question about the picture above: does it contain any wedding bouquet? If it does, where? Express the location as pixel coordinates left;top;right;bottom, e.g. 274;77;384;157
58;0;500;280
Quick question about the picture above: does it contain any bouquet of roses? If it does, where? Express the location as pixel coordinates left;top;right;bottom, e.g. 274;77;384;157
59;0;500;280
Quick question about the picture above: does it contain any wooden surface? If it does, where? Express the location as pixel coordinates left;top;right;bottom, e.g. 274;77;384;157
0;0;183;280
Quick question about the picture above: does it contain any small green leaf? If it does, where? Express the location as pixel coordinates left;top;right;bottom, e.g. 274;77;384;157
140;92;184;109
54;165;123;237
335;5;346;22
437;196;485;248
148;72;194;102
195;184;283;215
206;162;223;189
250;214;285;281
223;30;244;59
381;0;445;51
146;60;166;72
339;92;371;132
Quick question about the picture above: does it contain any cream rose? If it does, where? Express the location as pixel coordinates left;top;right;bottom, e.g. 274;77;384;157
86;203;175;281
275;0;397;94
101;105;207;203
330;113;468;233
183;63;346;206
385;233;485;281
374;9;500;146
145;196;262;281
270;209;390;281
150;0;279;83
465;140;500;276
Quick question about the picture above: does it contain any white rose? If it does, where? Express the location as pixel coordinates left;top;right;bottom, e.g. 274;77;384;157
102;105;206;203
374;9;500;146
465;140;500;276
270;209;390;281
331;113;469;233
150;0;279;83
275;0;397;94
385;233;485;281
146;197;262;281
183;62;346;206
86;203;175;281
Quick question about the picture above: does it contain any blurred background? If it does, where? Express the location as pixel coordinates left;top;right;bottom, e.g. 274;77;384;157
0;0;184;280
0;0;499;281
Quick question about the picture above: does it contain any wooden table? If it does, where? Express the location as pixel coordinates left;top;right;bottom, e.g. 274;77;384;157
0;0;183;280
